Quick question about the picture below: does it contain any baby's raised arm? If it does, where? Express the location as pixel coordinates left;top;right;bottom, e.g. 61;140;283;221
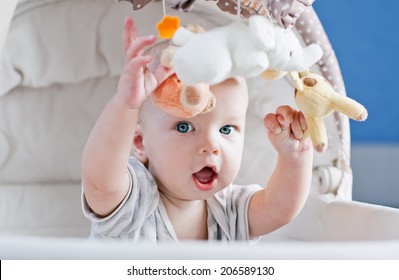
248;105;313;237
81;17;171;217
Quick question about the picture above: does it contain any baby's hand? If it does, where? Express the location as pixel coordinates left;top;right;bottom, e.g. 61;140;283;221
264;105;312;156
117;17;173;109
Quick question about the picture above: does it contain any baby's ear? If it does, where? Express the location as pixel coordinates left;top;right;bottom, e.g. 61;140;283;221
132;125;148;165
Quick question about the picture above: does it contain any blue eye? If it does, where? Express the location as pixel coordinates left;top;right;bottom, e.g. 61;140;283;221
175;122;194;133
219;125;235;135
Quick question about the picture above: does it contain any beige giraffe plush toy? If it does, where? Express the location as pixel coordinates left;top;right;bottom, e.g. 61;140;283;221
291;70;368;153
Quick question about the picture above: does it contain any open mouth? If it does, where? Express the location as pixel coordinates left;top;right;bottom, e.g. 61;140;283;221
192;166;218;191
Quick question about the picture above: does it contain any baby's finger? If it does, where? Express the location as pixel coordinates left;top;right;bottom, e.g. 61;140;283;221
291;111;304;140
275;106;294;126
123;17;137;54
264;113;282;134
276;115;290;130
124;55;153;77
299;111;308;131
125;35;156;63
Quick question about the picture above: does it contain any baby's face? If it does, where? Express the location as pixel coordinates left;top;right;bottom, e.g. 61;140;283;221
141;77;248;201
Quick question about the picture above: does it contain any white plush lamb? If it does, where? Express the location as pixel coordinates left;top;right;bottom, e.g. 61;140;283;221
162;15;323;85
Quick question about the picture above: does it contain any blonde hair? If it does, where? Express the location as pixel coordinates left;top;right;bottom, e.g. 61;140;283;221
138;41;171;125
144;40;170;72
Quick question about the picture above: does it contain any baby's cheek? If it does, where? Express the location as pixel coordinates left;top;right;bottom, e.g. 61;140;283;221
225;155;241;181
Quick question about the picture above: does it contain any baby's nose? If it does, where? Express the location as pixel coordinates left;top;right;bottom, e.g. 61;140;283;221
198;133;220;155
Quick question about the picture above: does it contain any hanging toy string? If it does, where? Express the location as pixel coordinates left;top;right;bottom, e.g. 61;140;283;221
236;0;241;20
157;0;180;39
161;0;166;17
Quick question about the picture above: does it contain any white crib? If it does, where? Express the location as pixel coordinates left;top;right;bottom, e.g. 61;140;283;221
1;0;399;259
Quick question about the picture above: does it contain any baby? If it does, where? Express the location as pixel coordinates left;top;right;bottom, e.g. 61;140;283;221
81;17;313;241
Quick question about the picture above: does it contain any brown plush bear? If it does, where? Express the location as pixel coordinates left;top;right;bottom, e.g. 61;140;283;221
152;73;215;118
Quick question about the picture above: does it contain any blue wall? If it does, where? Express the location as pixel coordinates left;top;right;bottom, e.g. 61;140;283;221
314;1;399;143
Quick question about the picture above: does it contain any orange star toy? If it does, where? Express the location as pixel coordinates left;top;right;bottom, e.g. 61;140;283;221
157;16;180;39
